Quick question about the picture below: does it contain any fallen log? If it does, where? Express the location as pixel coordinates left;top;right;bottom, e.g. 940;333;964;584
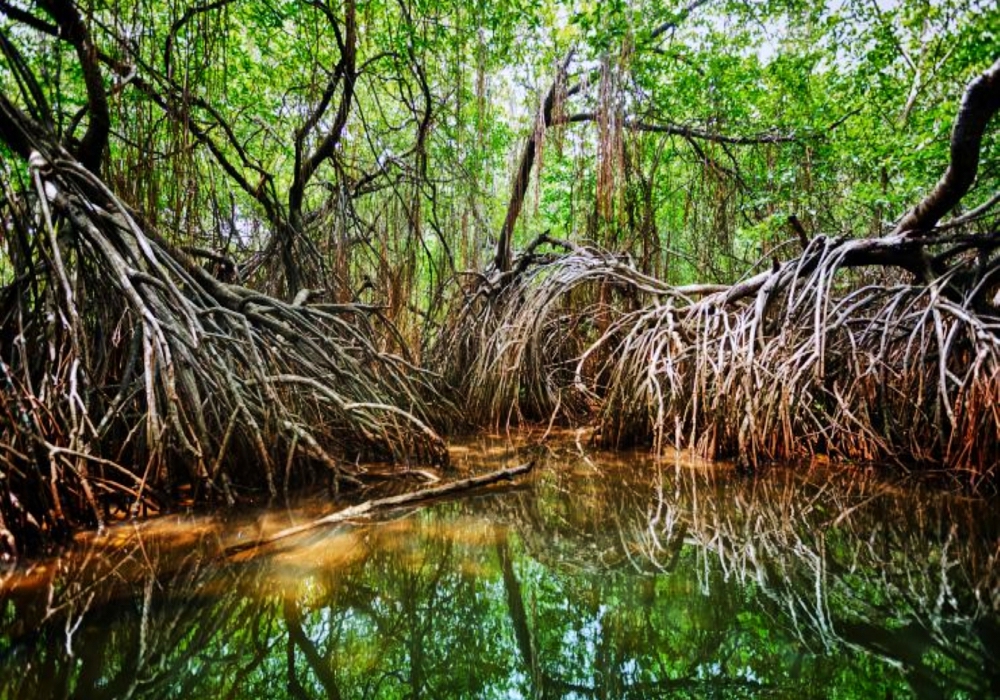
226;460;536;555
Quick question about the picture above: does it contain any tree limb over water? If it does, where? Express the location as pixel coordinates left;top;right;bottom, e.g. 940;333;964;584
894;58;1000;236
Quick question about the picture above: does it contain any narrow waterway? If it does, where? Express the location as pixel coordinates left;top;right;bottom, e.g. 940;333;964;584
1;433;998;699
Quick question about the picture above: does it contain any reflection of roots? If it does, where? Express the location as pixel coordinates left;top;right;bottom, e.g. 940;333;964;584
487;444;999;695
0;150;450;555
0;519;269;699
631;464;999;695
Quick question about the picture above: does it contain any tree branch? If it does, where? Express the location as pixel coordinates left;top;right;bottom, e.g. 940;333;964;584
163;0;237;82
226;461;535;554
0;85;52;160
893;57;1000;237
558;112;795;144
38;0;109;173
288;0;357;225
495;51;577;273
0;1;58;37
649;0;712;41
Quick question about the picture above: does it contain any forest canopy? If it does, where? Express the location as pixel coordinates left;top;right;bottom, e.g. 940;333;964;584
1;0;999;555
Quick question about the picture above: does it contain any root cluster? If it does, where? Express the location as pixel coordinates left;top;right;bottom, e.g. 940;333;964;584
449;233;1000;480
593;234;1000;477
0;147;450;555
434;235;668;427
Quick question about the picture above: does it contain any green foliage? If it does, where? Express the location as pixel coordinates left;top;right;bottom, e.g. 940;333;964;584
2;0;997;305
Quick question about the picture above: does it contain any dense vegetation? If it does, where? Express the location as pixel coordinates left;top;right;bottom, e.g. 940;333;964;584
1;0;999;555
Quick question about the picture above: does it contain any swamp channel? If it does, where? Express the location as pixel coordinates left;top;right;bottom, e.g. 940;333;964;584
0;432;998;700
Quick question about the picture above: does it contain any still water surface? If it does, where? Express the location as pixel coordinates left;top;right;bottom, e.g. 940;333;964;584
1;434;998;699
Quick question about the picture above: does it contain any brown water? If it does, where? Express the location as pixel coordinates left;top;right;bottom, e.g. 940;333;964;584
1;432;998;699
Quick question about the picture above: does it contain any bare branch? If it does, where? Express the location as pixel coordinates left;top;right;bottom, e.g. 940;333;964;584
0;1;58;37
649;0;712;41
559;112;796;144
289;0;357;224
163;0;237;81
37;0;109;173
495;51;577;273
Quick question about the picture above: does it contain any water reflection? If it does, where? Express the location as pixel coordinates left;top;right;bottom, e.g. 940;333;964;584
1;437;998;699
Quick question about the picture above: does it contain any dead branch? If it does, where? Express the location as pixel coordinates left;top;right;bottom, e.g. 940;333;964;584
226;460;536;554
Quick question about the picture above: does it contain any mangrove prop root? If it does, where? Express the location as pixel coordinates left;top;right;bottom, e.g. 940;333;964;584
226;460;536;555
438;58;1000;477
0;141;451;556
588;232;1000;476
445;229;999;478
435;234;675;427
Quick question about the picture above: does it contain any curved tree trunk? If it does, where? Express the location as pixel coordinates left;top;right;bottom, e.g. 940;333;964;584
495;51;575;274
893;57;1000;236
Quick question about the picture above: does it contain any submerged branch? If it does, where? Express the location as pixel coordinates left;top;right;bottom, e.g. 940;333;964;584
226;461;536;555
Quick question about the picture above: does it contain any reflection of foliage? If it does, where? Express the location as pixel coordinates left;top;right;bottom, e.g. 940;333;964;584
514;449;1000;698
1;444;998;699
484;445;1000;698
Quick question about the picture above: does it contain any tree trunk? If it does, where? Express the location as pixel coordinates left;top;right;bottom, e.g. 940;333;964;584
893;58;1000;236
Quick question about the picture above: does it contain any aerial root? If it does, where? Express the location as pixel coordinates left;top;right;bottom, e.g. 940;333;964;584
591;235;1000;477
434;234;673;427
440;231;999;477
0;147;451;550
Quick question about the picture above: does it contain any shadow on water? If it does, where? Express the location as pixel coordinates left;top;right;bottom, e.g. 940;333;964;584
1;433;998;699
